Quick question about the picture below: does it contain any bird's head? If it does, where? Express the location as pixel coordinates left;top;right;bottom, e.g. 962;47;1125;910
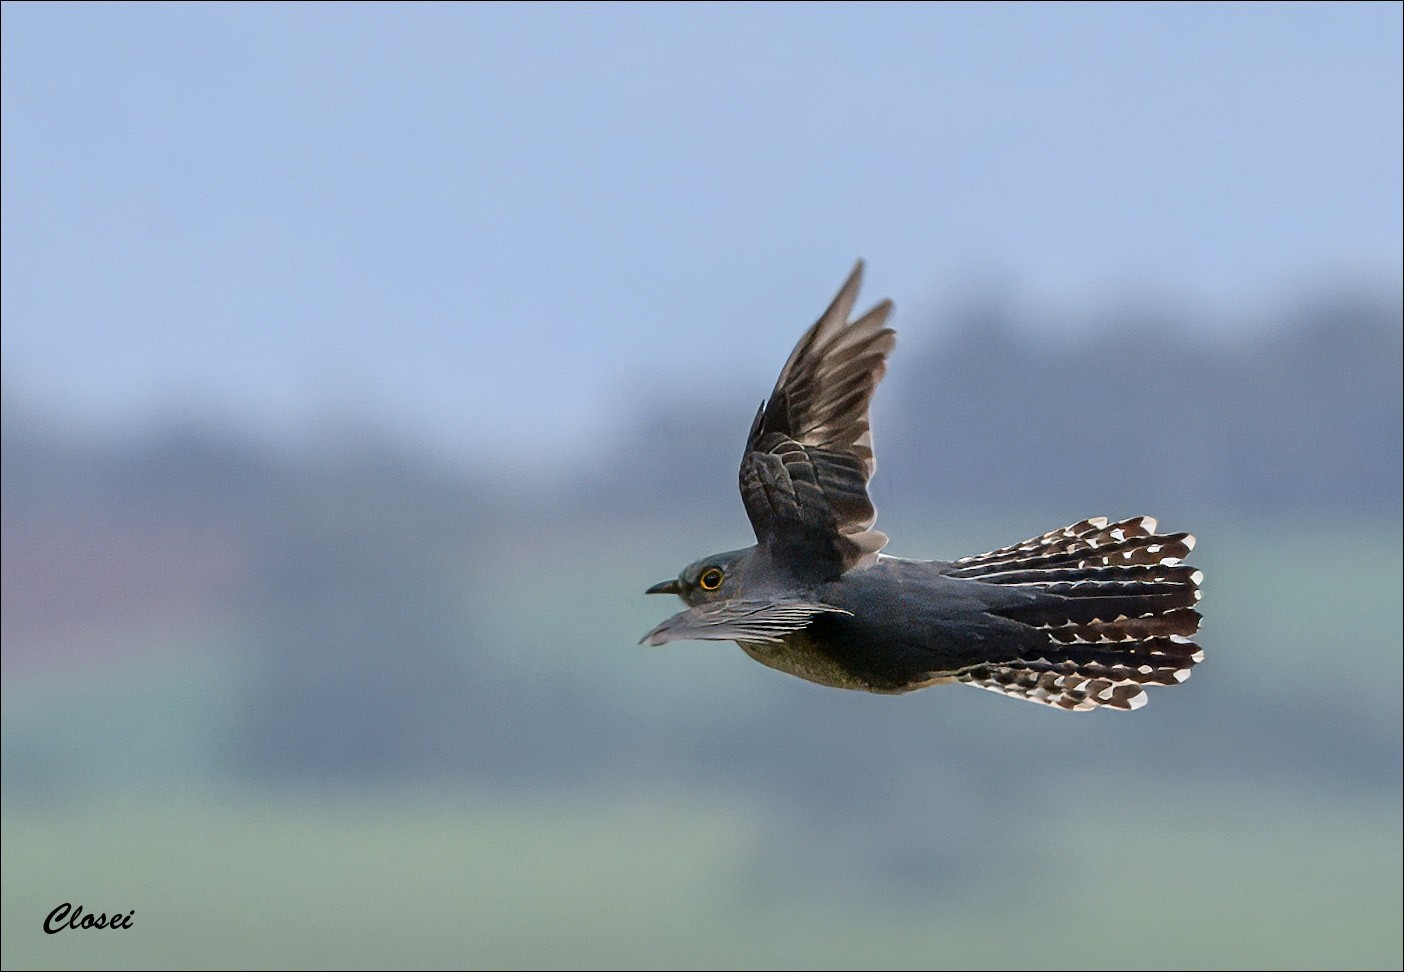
645;548;754;607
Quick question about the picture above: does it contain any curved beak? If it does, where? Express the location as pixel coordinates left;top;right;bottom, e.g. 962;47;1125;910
645;579;683;596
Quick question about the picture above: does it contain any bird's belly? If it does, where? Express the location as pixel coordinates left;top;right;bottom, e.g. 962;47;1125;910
737;632;952;694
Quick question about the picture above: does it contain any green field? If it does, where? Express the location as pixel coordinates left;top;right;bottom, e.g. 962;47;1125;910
3;517;1401;969
3;785;1400;970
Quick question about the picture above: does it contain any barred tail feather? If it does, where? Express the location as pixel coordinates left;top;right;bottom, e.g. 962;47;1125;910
954;516;1204;712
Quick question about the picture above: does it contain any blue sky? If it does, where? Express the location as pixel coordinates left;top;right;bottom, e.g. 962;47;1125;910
3;3;1400;462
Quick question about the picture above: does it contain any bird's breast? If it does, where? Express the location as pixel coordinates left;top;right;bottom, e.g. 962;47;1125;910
737;630;947;694
738;632;871;690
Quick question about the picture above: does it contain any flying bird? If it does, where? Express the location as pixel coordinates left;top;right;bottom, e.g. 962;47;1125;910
642;262;1203;711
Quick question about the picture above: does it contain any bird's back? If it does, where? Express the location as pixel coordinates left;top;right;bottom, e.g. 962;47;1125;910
742;557;1043;694
745;517;1202;710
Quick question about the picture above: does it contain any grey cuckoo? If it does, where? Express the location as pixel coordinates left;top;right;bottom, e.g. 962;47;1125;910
641;262;1203;711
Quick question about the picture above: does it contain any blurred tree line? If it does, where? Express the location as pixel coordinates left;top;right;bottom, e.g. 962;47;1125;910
602;288;1402;520
2;287;1400;795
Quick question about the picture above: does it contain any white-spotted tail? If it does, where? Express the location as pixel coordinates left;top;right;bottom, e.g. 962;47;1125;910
951;516;1203;712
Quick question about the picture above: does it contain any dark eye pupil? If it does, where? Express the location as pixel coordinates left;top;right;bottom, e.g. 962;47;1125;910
701;569;722;589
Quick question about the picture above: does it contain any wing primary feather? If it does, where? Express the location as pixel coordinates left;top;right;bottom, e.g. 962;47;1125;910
738;263;896;578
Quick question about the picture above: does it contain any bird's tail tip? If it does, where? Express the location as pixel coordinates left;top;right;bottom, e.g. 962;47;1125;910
951;515;1203;712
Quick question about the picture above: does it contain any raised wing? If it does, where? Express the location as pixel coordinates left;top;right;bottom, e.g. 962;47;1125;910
739;261;895;579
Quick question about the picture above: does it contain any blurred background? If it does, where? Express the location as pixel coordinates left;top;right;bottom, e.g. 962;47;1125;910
3;4;1400;969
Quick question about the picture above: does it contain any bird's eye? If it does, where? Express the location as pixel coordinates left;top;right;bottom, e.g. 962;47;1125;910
698;567;724;591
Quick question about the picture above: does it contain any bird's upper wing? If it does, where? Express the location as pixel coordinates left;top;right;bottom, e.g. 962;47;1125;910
739;261;896;579
639;599;852;646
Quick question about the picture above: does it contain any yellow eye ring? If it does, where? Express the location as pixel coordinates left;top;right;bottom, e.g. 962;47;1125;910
699;567;724;591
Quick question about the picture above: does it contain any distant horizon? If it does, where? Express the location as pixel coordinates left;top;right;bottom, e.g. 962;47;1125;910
6;276;1398;523
3;271;1400;479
